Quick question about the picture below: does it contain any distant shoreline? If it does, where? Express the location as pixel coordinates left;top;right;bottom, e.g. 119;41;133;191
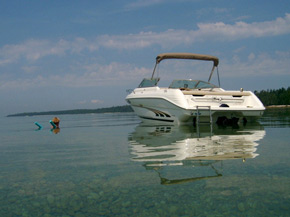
7;105;133;117
266;105;289;109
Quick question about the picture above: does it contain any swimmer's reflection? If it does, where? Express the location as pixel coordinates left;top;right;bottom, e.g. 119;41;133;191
51;128;60;134
128;124;265;185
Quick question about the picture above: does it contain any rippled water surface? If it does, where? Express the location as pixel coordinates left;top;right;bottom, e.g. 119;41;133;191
0;109;289;217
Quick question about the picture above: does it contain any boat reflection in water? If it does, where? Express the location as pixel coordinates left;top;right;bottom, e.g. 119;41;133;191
128;124;265;185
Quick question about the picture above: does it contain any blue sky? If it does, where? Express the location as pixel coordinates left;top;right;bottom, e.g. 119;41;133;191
1;0;290;115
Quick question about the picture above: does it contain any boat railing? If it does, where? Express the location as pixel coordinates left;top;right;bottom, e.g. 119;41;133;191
182;90;251;96
191;97;245;103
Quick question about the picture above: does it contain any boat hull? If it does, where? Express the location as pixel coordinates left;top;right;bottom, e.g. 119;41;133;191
126;91;264;125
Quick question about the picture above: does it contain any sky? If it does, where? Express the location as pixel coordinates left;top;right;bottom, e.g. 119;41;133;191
0;0;290;115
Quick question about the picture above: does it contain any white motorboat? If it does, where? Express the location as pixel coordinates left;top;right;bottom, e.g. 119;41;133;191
126;53;265;125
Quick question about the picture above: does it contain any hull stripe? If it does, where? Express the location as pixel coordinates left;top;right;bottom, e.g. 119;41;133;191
140;116;174;122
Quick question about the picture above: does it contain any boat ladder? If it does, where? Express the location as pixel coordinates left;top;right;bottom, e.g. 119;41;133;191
196;106;213;124
195;106;213;136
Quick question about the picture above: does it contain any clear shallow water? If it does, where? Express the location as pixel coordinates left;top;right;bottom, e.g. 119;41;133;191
0;110;289;217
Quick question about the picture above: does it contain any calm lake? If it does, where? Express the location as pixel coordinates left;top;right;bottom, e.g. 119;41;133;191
0;109;289;217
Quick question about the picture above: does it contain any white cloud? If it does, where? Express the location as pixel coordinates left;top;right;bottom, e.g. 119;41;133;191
0;14;289;65
0;40;66;64
125;0;198;10
221;52;290;77
0;62;151;90
0;38;98;66
196;13;290;40
21;65;39;74
1;50;289;91
196;7;232;18
78;100;87;104
98;13;290;49
248;53;255;61
81;62;151;84
125;0;166;10
77;99;103;105
91;99;103;104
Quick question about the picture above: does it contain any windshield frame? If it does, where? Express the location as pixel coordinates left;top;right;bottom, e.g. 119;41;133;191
138;78;160;88
169;79;217;89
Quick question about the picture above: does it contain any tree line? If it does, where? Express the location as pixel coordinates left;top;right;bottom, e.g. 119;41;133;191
254;87;290;106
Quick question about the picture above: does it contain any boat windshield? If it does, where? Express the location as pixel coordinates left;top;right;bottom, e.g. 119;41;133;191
169;80;217;89
138;78;160;88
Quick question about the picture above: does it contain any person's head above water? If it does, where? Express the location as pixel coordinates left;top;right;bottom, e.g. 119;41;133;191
52;117;60;127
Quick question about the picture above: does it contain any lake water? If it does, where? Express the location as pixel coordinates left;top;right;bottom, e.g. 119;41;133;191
0;109;289;217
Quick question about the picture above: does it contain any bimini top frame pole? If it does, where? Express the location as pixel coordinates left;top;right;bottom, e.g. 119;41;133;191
151;53;220;84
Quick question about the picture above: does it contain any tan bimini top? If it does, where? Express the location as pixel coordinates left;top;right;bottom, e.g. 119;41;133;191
156;53;219;67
